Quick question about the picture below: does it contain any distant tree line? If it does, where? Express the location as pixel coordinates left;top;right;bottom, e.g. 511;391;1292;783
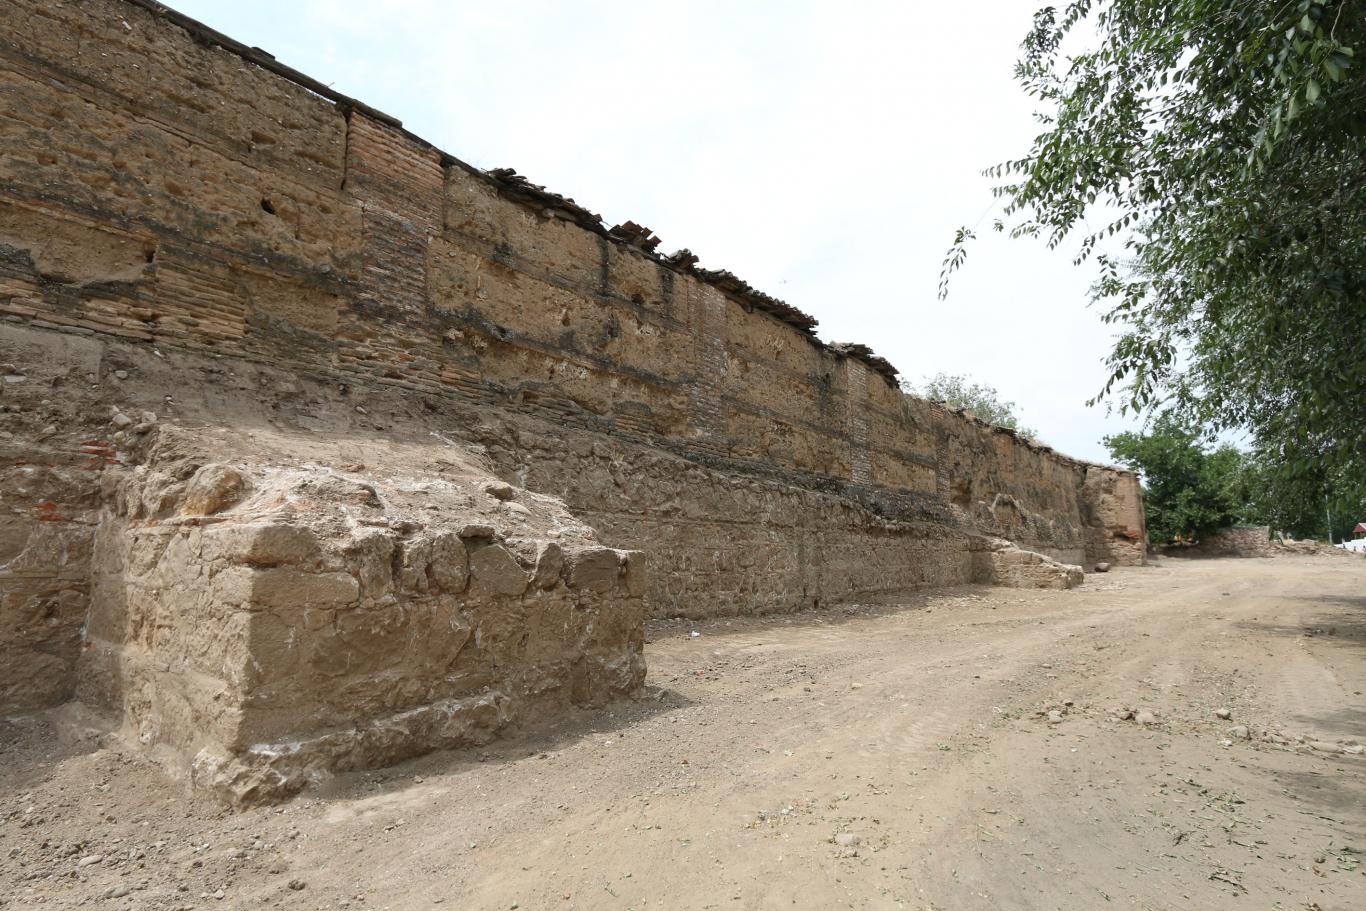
1105;417;1363;544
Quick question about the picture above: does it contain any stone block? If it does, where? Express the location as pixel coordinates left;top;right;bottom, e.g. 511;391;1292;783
208;523;322;568
531;541;564;590
622;551;649;597
181;464;248;515
397;532;469;594
565;547;622;594
974;538;1085;590
467;543;529;598
247;568;360;610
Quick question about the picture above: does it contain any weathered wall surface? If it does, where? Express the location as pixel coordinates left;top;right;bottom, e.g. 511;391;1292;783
0;0;1146;732
0;329;107;713
1187;526;1279;558
73;423;644;805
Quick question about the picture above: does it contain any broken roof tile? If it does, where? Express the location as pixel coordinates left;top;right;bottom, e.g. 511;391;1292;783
486;168;605;233
608;221;662;253
829;342;901;386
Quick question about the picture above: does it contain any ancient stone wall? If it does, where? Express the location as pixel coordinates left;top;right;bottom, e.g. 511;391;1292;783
0;0;1146;745
1174;526;1358;560
1189;526;1278;558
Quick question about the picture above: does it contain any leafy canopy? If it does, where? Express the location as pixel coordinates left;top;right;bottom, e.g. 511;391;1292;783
1240;449;1363;541
944;0;1365;510
1104;415;1249;542
907;373;1038;439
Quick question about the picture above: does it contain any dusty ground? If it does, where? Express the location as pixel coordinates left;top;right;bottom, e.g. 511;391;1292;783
3;555;1364;910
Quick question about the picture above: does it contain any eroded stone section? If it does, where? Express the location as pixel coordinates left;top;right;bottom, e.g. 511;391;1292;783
971;537;1085;590
0;466;98;711
76;427;644;805
1082;465;1148;566
0;330;107;714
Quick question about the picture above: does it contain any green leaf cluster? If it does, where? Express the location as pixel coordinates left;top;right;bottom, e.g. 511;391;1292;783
948;1;1366;510
1240;449;1364;540
1105;416;1365;542
1104;415;1250;542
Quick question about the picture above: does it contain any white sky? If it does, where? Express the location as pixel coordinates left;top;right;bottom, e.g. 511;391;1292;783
172;0;1144;463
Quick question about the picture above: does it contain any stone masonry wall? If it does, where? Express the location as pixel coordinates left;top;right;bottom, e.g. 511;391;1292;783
0;0;1146;726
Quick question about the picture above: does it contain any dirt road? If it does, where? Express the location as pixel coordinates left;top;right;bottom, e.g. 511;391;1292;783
4;555;1364;910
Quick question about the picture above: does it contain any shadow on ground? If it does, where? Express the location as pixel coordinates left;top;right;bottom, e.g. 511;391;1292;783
1235;591;1366;644
281;684;694;806
0;686;695;811
1265;765;1366;834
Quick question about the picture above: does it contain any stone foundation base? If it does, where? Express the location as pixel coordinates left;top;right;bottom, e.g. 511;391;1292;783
972;537;1085;590
72;424;646;806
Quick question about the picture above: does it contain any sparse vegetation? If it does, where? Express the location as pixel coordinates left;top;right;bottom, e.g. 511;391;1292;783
906;373;1038;439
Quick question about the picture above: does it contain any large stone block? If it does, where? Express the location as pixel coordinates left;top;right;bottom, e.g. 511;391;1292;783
565;547;624;594
246;568;361;610
972;537;1085;590
181;464;249;515
467;543;529;598
207;523;323;568
68;432;646;806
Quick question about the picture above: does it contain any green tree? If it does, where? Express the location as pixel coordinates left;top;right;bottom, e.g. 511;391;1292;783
1104;416;1248;543
1241;452;1364;541
944;0;1366;511
907;373;1038;438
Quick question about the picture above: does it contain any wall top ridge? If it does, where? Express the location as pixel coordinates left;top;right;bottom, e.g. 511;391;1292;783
117;0;915;386
113;0;1131;478
914;397;1131;475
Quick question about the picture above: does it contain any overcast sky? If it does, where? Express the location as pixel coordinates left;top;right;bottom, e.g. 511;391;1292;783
173;0;1143;463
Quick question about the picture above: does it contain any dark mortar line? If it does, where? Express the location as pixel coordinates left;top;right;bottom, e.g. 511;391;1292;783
447;312;683;394
711;392;939;473
436;229;943;433
442;227;690;335
4;314;961;528
461;311;940;476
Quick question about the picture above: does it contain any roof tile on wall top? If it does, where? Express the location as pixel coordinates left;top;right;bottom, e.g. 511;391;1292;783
828;343;901;386
482;168;822;337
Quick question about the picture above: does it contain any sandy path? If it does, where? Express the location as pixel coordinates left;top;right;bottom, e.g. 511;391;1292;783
3;555;1364;910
